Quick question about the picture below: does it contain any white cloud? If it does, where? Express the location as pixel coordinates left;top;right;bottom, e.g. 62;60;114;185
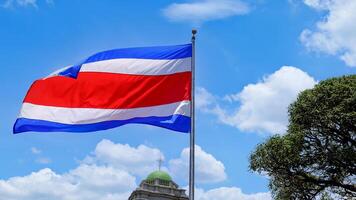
196;87;216;110
303;0;333;10
195;187;271;200
30;147;41;154
2;0;53;8
68;164;135;194
198;66;317;134
0;166;135;200
0;140;166;200
300;0;356;67
90;140;227;184
163;0;250;24
83;139;164;176
169;145;227;183
0;140;269;199
3;0;37;8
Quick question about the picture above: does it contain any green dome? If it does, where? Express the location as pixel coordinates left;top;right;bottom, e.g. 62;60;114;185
146;171;172;182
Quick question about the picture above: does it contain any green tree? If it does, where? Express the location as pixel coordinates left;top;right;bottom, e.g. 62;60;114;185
249;75;356;199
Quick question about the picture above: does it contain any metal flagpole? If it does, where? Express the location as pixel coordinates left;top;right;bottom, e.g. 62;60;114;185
189;29;197;200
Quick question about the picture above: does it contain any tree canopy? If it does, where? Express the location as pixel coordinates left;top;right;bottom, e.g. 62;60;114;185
249;75;356;199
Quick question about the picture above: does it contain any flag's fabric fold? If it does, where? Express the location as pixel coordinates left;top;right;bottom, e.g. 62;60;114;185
14;44;192;133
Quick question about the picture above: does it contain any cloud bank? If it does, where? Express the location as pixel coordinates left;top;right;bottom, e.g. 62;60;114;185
0;166;135;200
197;66;317;134
300;0;356;67
0;140;269;200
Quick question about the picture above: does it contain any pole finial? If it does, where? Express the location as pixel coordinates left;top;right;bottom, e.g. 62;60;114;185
192;29;197;41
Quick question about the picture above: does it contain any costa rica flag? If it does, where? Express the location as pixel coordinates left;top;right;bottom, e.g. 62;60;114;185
14;44;192;133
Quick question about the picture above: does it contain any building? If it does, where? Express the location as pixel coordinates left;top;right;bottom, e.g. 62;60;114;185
128;170;189;200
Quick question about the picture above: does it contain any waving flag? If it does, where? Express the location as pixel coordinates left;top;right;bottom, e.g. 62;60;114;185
14;44;192;133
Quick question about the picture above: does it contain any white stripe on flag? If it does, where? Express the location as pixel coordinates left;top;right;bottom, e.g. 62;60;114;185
19;101;190;124
80;58;191;75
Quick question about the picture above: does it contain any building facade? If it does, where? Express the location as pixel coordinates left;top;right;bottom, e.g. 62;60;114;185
128;171;189;200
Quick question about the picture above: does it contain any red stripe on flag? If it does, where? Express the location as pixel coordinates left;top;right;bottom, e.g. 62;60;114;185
24;72;191;109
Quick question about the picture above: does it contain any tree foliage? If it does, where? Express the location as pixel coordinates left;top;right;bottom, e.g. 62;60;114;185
249;75;356;199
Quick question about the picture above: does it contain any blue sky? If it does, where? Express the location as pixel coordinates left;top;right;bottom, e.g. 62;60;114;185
0;0;355;199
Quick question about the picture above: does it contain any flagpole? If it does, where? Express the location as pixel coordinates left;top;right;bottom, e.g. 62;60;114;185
189;29;197;200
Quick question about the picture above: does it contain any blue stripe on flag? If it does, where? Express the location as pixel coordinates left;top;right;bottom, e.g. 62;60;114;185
13;114;190;134
57;64;81;78
84;44;192;63
56;44;192;78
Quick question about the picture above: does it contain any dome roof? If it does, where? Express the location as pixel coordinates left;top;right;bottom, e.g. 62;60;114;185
146;171;172;182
